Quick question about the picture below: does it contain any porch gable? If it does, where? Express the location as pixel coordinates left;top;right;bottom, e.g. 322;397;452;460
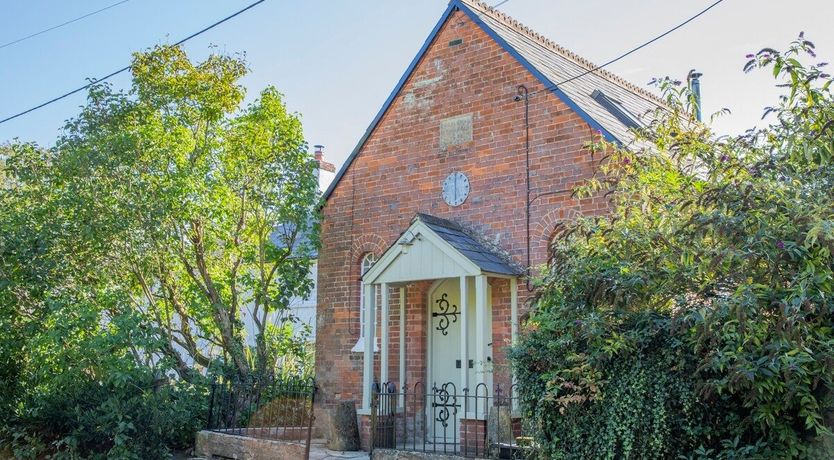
363;214;521;286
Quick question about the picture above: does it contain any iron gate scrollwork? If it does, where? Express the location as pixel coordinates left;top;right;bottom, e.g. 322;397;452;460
431;382;459;428
370;381;536;458
432;293;459;335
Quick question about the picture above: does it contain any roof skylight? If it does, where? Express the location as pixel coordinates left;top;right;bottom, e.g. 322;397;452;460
591;89;643;129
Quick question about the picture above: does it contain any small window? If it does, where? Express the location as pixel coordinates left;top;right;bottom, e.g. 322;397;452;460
591;89;642;129
352;253;379;353
361;253;376;278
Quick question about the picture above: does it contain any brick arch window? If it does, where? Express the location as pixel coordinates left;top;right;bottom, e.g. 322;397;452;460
351;253;379;352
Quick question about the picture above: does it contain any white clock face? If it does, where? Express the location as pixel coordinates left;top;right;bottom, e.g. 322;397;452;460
442;172;470;207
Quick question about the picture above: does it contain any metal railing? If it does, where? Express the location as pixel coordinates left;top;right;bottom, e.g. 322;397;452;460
207;376;317;458
370;382;537;459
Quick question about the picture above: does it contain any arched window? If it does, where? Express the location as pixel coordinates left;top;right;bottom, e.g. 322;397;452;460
352;253;378;352
361;253;376;279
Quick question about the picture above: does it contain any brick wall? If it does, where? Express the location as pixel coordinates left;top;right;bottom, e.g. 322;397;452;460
314;9;607;443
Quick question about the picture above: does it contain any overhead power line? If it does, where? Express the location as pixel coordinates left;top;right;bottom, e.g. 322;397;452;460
0;0;267;126
0;0;131;51
530;0;726;99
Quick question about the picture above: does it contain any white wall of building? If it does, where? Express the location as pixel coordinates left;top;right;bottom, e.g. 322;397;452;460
240;261;317;343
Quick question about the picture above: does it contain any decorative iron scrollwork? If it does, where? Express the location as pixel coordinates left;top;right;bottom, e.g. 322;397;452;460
431;382;459;428
432;293;459;336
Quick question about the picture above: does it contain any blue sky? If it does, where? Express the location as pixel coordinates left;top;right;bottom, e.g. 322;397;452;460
1;0;833;170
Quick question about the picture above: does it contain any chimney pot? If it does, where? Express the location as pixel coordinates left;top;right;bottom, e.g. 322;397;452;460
311;144;335;173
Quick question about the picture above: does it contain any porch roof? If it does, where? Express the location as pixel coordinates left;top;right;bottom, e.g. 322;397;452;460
416;214;521;276
362;213;522;285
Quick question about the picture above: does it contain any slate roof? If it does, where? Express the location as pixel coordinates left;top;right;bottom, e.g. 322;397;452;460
322;0;668;202
461;0;665;147
415;213;522;276
270;219;318;259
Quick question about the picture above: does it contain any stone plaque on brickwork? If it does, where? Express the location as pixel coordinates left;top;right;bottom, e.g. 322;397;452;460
440;113;473;150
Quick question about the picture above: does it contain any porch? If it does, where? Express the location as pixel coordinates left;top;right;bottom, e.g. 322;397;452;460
355;214;529;457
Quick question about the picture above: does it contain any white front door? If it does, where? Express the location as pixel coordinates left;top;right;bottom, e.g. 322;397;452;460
428;278;492;444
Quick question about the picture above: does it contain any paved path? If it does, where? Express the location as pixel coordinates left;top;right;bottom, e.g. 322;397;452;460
308;441;369;460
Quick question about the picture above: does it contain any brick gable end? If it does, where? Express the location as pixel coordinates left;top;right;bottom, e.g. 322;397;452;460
314;8;609;428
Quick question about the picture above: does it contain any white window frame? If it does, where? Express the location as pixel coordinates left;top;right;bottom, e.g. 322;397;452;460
352;253;380;352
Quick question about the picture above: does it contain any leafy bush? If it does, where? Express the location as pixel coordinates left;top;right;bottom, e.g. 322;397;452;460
512;36;834;459
9;375;206;460
515;311;745;459
0;290;208;459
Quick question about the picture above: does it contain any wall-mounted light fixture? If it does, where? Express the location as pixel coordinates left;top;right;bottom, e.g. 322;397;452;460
399;230;418;253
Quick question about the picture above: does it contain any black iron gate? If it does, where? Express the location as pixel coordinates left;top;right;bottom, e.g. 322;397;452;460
370;382;537;459
207;376;317;459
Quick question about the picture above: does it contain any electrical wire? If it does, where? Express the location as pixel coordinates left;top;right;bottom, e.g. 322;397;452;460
0;0;131;50
1;0;721;125
0;0;267;126
529;0;726;98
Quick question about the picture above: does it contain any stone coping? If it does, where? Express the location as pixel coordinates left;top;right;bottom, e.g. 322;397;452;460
195;430;308;460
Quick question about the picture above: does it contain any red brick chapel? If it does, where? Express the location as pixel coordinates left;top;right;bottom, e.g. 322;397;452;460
314;0;663;450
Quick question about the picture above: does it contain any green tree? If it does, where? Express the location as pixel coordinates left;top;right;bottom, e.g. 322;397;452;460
13;45;318;382
513;36;834;458
1;45;319;457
